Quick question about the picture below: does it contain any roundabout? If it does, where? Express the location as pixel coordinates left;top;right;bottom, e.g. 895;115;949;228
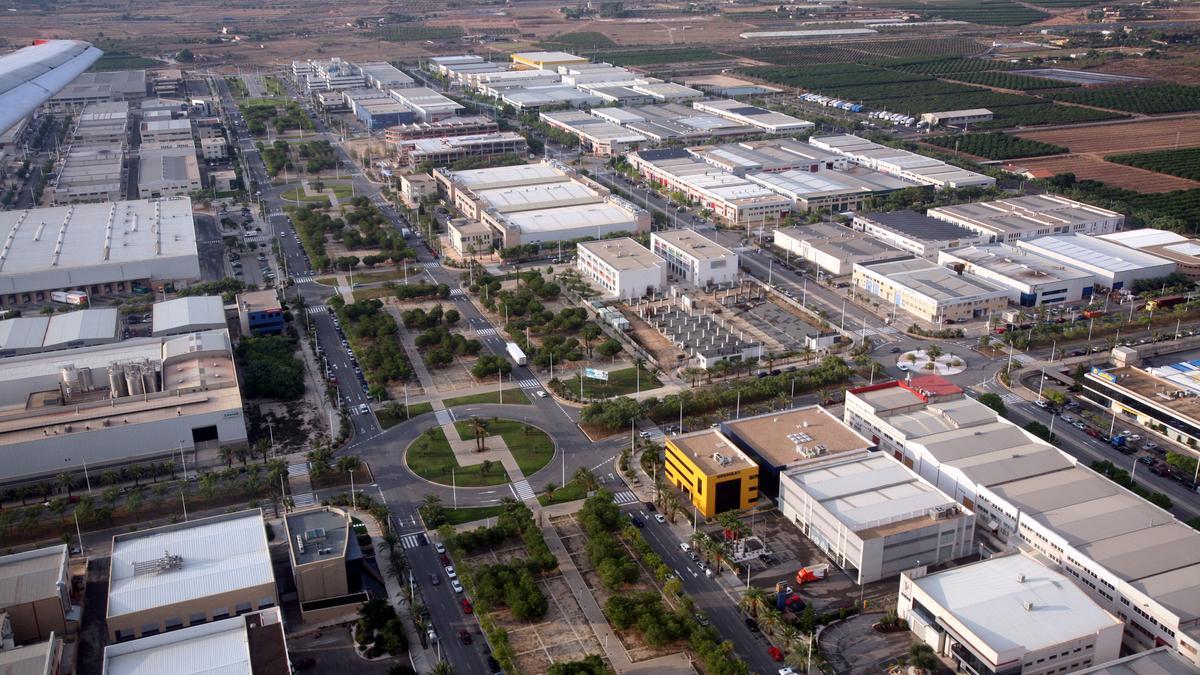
403;417;556;488
896;348;966;376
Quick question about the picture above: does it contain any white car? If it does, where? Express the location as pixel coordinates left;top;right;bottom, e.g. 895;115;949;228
780;669;797;675
435;542;445;554
445;565;456;579
680;542;691;553
451;579;463;593
358;403;371;415
654;514;665;524
535;390;548;399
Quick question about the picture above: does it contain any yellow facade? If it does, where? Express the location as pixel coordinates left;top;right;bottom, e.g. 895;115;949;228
664;439;758;517
510;54;589;71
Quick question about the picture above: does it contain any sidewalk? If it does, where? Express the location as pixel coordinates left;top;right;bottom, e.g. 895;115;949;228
363;510;436;674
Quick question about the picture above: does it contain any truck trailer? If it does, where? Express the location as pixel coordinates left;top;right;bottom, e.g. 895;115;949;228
50;290;88;305
505;341;527;366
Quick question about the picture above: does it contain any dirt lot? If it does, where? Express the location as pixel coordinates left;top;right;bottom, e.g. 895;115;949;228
623;309;684;369
1015;154;1200;192
1017;117;1200;155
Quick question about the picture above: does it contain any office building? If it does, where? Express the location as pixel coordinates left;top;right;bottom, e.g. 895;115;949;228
853;210;988;258
591;104;759;143
576;238;666;301
358;61;414;90
199;137;227;160
774;223;904;277
1082;361;1200;451
293;58;366;92
510;51;589;71
664;429;760;517
919;108;994;127
0;545;72;642
1017;234;1175;291
539;110;646;157
852;258;1009;324
48;70;147;110
928;195;1125;244
389;87;463;122
691;99;814;134
237;290;283;336
0;329;247;482
937;243;1095;307
101;608;290;675
628;149;792;226
721;405;874;498
396;132;526;171
106;511;276;641
780;453;974;583
1098;229;1200;279
650;229;738;287
447;219;494;257
140;118;193;145
0;197;200;305
138;146;202;199
384;116;498;143
284;507;360;604
398;173;437;207
342;89;414;129
1078;647;1200;674
809;135;995;189
898;551;1122;674
0;309;120;356
152;296;227;336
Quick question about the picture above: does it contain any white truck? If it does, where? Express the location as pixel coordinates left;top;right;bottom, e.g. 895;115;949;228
505;341;527;366
50;290;88;306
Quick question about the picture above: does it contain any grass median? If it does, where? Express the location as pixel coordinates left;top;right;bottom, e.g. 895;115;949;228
558;365;660;398
442;388;530;407
454;418;555;476
406;427;510;487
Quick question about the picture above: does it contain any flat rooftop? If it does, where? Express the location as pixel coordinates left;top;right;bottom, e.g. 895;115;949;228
502;202;636;234
579;237;662;272
943;243;1094;285
1018;234;1175;274
692;138;840;173
592;104;756;141
102;608;289;675
108;511;273;620
0;544;67;606
450;162;567;191
0;639;57;675
1097;364;1200;422
858;257;1008;302
694;99;814;131
930;195;1122;235
652;229;734;261
856;210;982;242
724;405;871;468
540;110;646;144
476;179;600;212
1097;228;1187;250
512;51;586;64
750;166;913;198
787;453;965;536
1076;646;1199;674
152;296;226;334
669;429;756;476
0;197;196;279
913;552;1121;656
777;223;903;259
239;289;281;313
285;507;349;565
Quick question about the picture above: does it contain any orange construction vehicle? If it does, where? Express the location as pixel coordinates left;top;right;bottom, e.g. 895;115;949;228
795;564;829;585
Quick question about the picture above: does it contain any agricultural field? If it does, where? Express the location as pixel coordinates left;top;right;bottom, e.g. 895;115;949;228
373;25;464;42
90;51;164;71
731;37;985;66
1049;84;1200;114
947;70;1078;91
891;57;1022;75
1017;155;1200;193
540;31;616;49
925;132;1067;160
596;48;728;66
1106;148;1200;181
860;0;1049;25
1017;118;1200;154
1024;0;1101;6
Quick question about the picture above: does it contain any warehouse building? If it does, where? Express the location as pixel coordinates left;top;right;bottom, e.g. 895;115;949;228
138;146;202;199
237;289;283;336
937;243;1095;307
691;139;847;176
0;545;72;643
383;116;498;143
591;104;759;143
852;210;988;258
358;61;414;90
152;296;228;336
433;161;568;201
539;110;647;157
748;167;913;213
102;608;290;675
0;197;200;305
842;377;1200;664
0;329;247;483
107;510;277;641
927;195;1125;243
511;51;589;71
461;175;602;220
852;258;1008;324
493;201;645;247
898;551;1122;674
499;85;602;113
0;635;63;675
429;54;489;76
73;101;130;147
1079;647;1199;674
774;223;904;277
342;89;414;129
809;135;995;189
919;108;994;127
140;118;193;145
50;146;125;205
576;238;666;300
692;99;814;134
48;70;147;111
389;87;464;122
284;507;361;604
1017;234;1175;291
650;229;738;287
474;69;562;92
396;132;526;171
780;453;975;583
721;405;874;499
0;308;120;356
628;149;792;225
664;429;760;517
1098;228;1200;279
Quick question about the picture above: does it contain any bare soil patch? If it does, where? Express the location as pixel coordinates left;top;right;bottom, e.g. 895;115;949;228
1015;154;1200;192
1017;117;1200;154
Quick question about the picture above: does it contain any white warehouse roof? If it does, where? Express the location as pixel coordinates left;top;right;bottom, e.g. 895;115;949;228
107;510;273;620
1018;234;1176;273
152;296;227;336
102;608;285;675
503;202;637;235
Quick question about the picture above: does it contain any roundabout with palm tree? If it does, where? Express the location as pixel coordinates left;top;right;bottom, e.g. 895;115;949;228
403;416;556;488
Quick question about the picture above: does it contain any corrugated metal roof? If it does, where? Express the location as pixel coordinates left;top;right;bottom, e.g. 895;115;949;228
152;296;226;335
0;544;67;606
43;308;119;347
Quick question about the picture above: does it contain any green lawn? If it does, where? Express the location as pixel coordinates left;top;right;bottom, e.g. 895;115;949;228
537;478;587;506
376;401;434;429
280;187;330;203
405;427;510;487
330;183;354;199
442;388;530;407
318;265;426;286
454;419;555;476
441;504;507;526
559;366;660;398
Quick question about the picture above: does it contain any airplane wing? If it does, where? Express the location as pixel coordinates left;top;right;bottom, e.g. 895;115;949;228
0;39;104;135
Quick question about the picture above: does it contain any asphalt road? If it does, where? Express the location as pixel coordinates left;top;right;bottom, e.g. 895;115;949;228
405;533;491;675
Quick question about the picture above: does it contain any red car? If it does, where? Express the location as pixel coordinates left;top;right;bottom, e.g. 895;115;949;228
439;554;450;566
461;599;473;614
768;646;784;662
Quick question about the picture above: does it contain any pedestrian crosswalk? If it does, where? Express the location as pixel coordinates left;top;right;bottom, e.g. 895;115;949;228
449;288;467;298
475;327;498;337
287;462;310;477
1012;353;1036;366
435;409;454;425
306;305;328;315
516;378;540;390
400;532;425;549
511;479;535;501
852;326;899;337
291;492;317;508
612;490;638;506
999;392;1023;404
294;275;315;284
421;262;442;270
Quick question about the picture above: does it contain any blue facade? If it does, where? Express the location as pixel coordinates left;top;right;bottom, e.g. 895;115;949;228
358;107;414;130
248;308;284;335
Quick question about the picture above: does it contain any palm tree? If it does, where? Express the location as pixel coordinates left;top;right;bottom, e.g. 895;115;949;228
663;491;682;524
57;472;75;498
235;446;251;466
978;334;991;350
219;447;235;468
543;481;558;501
799;345;815;365
431;661;456;675
573;467;599;493
470;417;487;452
480;459;495;476
907;643;938;674
740;587;769;617
779;624;800;653
926;344;943;361
759;608;784;639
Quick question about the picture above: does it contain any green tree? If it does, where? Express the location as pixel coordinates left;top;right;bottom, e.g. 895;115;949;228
977;392;1007;417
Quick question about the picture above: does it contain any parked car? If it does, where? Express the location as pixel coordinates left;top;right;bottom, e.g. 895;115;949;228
629;515;645;528
461;599;473;614
458;629;472;645
451;579;464;593
768;646;784;662
744;617;760;633
445;565;457;579
694;612;710;627
435;542;445;554
654;514;666;524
